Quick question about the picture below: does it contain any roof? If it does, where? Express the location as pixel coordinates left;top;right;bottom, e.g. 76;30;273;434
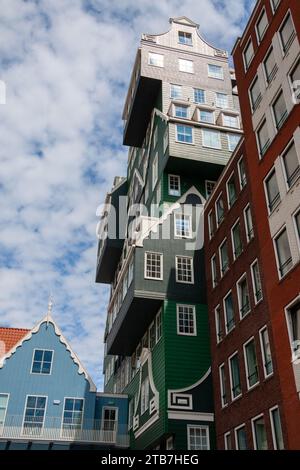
0;327;30;357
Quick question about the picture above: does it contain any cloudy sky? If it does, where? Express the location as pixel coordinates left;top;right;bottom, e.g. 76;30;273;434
0;0;255;387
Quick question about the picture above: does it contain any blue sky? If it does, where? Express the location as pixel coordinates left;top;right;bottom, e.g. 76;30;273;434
0;0;255;387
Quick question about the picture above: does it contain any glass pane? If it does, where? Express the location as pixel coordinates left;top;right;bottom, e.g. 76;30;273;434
257;11;268;39
266;171;279;209
273;91;287;127
237;427;247;450
276;230;292;269
34;350;43;361
262;329;273;375
271;408;284;450
264;49;276;78
280;15;294;49
283;143;299;186
246;340;258;386
254;417;268;450
43;351;52;362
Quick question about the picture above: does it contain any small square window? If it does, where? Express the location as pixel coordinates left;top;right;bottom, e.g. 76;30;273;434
188;426;209;450
176;124;193;143
31;349;53;374
179;59;194;73
178;31;192;45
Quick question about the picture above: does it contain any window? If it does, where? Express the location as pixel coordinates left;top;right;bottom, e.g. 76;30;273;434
208;64;223;80
273;90;288;130
257;119;270;157
224;432;232;450
265;169;280;212
156;309;162;343
244;205;254;242
282;142;300;188
244;338;259;388
219;364;227;407
216;92;228;108
235;425;248;450
0;394;9;430
220;239;229;276
295;209;300;243
31;349;53;374
202;129;221;149
229;353;241;399
256;9;268;42
260;327;273;377
238;158;247;190
286;301;300;360
62;398;84;431
149;322;156;350
264;48;277;83
252;415;268;450
216;195;224;226
174;213;192;238
148;52;164;67
145;252;163;280
179;58;193;73
194;88;205;104
250;76;262;112
177;304;196;336
228;134;240;152
251;260;263;304
168;174;181;196
243;39;254;69
205;180;216;199
141;378;149;414
178;31;192;45
152;153;158;189
223;114;239;128
128;400;133;430
279;13;296;54
271;0;281;12
174;105;189;119
290;58;300;100
208;210;215;239
199;109;214;123
176;256;194;284
224;292;235;333
215;305;223;342
275;228;292;277
163;127;168;153
232;220;243;259
227;174;237;207
166;436;174;450
102;407;117;433
170;84;182;99
176;124;193;143
270;407;284;450
23;396;47;435
188;425;209;450
237;276;250;318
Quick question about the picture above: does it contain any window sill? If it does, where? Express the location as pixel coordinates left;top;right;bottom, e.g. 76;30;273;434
278;259;300;283
245;381;260;393
175;140;195;146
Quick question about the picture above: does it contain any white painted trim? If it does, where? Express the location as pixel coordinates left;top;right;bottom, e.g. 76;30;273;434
215;193;224;228
187;424;210;450
215;304;222;344
198;108;215;125
243;203;254;243
208;209;215;240
144;251;163;281
269;405;284;450
277;9;296;57
234;423;247;450
30;348;54;376
178;57;194;74
201;128;222;150
243;336;259;390
168;174;181;197
255;6;269;45
168;368;211;396
248;74;260;114
0;393;10;429
228;351;242;401
270;0;281;14
176;304;197;336
272;225;293;280
226;170;236;209
134;413;159;439
101;406;118;435
175;255;194;284
211;255;218;289
292;206;300;252
170;83;183;100
168;411;214;422
22;394;48;436
207;63;224;80
219;237;228;278
61;396;85;436
263;165;280;215
280;138;300;192
224;431;232;450
173;103;190;120
223;290;235;335
284;294;300;361
231;217;242;261
243;36;254;72
259;325;274;379
219;363;227;408
96;392;128;399
148;51;164;68
251;413;266;450
174;212;193;239
236;272;251;320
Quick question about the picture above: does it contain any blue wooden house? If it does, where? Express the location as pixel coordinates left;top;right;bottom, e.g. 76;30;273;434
0;312;129;450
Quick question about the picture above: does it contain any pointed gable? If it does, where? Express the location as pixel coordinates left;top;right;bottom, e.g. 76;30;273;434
169;16;199;28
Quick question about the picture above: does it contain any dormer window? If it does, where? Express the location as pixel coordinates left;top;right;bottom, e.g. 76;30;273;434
178;31;192;46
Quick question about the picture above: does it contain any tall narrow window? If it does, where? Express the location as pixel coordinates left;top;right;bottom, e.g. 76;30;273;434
224;432;232;450
264;48;277;83
194;88;205;103
145;252;163;280
224;292;235;333
208;210;215;239
23;396;47;435
208;64;223;80
176;256;194;284
250;76;262;112
265;169;280;212
176;124;193;143
31;349;53;374
216;195;225;225
179;59;193;73
238;157;247;188
257;119;270;157
260;327;273;377
220;240;229;276
270;407;284;450
275;228;292;277
272;90;288;130
227;175;237;207
256;9;268;42
229;353;241;399
244;39;254;69
252;416;268;450
211;255;218;288
244;338;259;388
102;407;117;432
279;13;296;54
215;305;223;343
232;221;243;259
237;276;250;318
178;31;192;45
171;84;182;99
286;301;300;360
235;425;248;450
148;52;164;67
168;175;181;196
251;260;263;304
152;153;158;189
188;426;210;450
174;213;192;238
216;92;228;108
141;377;149;414
244;205;254;242
282;141;300;188
0;394;9;431
219;364;227;407
177;305;197;336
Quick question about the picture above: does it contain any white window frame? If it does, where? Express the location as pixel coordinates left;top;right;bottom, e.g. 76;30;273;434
152;152;158;190
243;337;259;390
176;304;197;336
208;209;215;240
174;103;189;119
176;124;194;144
211;255;218;289
223;290;235;334
178;58;194;74
228;351;242;401
101;406;118;434
198;108;215;124
215;194;225;227
219;238;229;278
284;295;300;362
234;424;247;450
170;84;182;99
269;405;284;450
215;304;223;343
243;37;254;71
278;10;296;56
0;393;9;431
249;74;262;113
263;45;277;85
224;431;232;450
255;7;269;44
263;166;281;214
175;255;194;284
227;133;241;152
251;259;263;305
144;252;163;280
205;180;216;199
208;64;224;80
251;413;268;450
163;127;169;154
273;225;293;279
148;52;164;68
30;348;54;375
141;377;149;415
168;174;181;197
280;139;300;190
244;204;254;243
236;273;251;319
215;92;228;109
22;395;48;436
226;171;237;208
231;218;243;260
174;213;192;239
194;88;206;104
219;363;227;407
187;425;210;450
259;325;273;378
293;206;300;251
202;129;222;150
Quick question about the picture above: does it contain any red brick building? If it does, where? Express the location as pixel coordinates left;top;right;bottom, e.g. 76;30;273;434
205;0;300;449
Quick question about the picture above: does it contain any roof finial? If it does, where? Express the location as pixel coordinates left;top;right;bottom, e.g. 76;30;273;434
47;294;53;324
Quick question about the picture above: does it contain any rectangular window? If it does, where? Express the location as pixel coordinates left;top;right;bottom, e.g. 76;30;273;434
256;9;268;42
168;174;181;196
232;220;243;259
244;39;254;69
170;84;182;99
199;109;214;123
270;407;284;450
23;396;47;435
179;58;193;73
275;228;292;277
0;394;9;430
174;213;192;238
228;134;240;152
163;127;168;153
252;415;268;450
250;76;262;112
176;124;193;143
273;90;288;130
202;129;221;149
175;104;189;119
237;275;251;318
176;256;194;284
290;58;300;101
148;52;164;67
141;377;149;414
279;13;296;54
188;425;209;450
227;174;237;207
215;305;223;342
194;88;205;104
260;327;273;377
235;425;248;450
271;0;281;12
265;169;280;212
62;398;84;431
205;180;216;199
244;338;259;388
211;255;218;289
166;437;173;450
145;252;163;280
149;322;156;350
295;209;300;243
244;205;254;242
216;92;228;108
229;353;241;399
128;400;133;430
31;349;53;374
264;48;277;83
178;31;192;45
224;432;232;450
238;157;247;188
287;301;300;360
282;141;300;188
177;304;196;336
102;407;117;432
220;239;229;276
223;114;239;128
152;153;158;189
224;292;235;334
219;364;227;407
251;260;263;304
208;64;224;80
257;119;270;157
208;210;215;239
156;309;162;343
